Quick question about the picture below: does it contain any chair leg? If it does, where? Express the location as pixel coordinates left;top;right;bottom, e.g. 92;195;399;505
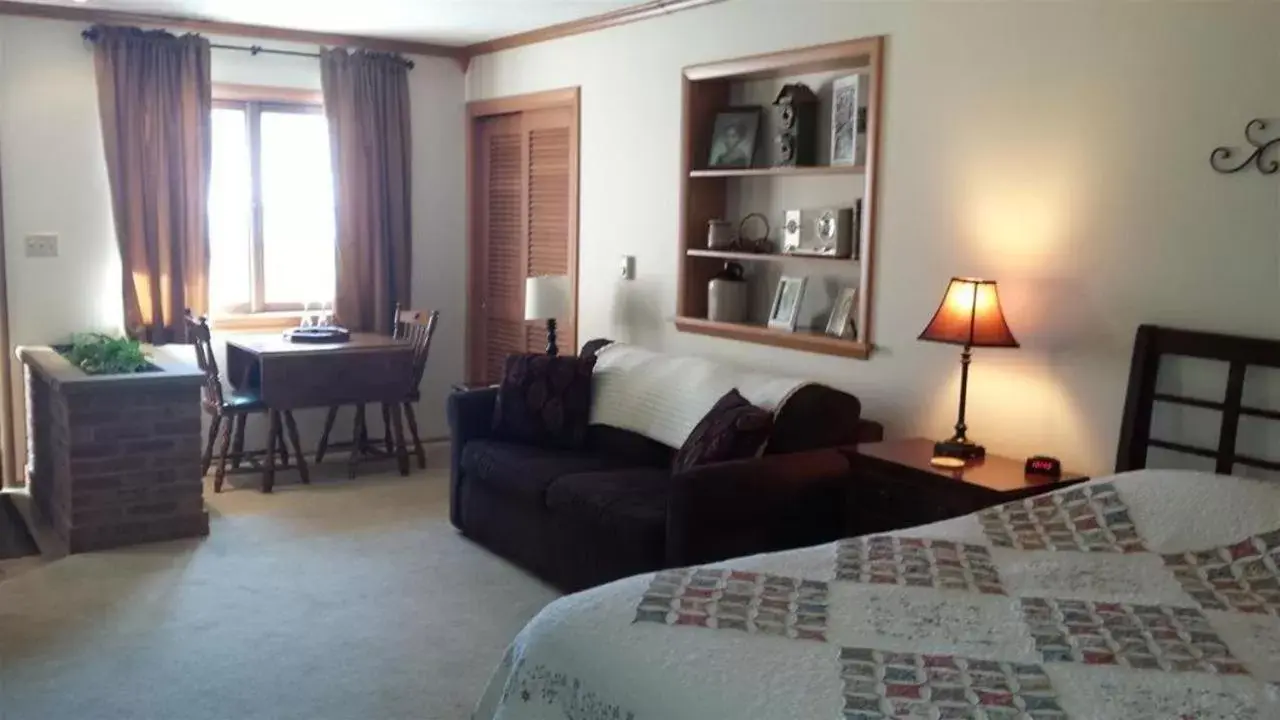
348;404;366;480
213;416;234;493
202;415;223;477
283;411;310;485
230;415;247;470
381;403;393;453
275;420;289;467
389;402;409;477
264;410;281;493
315;406;339;463
403;402;426;469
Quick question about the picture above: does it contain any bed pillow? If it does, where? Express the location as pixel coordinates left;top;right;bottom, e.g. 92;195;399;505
492;353;596;450
673;388;774;473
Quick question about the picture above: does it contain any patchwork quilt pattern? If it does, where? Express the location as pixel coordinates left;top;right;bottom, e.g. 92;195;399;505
1161;530;1280;616
836;537;1005;595
633;567;829;641
480;473;1280;720
977;483;1146;553
1020;597;1247;674
839;648;1066;720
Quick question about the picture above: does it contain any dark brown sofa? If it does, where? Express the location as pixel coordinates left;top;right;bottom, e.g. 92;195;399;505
447;341;883;592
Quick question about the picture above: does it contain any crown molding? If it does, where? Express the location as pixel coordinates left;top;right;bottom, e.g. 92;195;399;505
0;1;465;61
461;0;727;62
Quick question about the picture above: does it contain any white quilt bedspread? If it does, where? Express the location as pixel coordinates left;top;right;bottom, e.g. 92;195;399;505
473;470;1280;720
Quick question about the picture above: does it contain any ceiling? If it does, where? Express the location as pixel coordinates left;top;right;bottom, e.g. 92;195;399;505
9;0;641;46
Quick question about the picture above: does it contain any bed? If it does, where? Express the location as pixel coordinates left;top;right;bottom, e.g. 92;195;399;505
473;325;1280;720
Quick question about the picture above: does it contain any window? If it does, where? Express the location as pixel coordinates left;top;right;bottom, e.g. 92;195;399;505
209;89;335;315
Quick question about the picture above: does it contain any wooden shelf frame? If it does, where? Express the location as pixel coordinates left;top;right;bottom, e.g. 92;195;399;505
675;317;871;359
676;36;885;359
686;249;854;265
689;165;864;178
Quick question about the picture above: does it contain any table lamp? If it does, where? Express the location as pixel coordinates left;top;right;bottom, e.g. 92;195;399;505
918;277;1019;460
524;275;571;356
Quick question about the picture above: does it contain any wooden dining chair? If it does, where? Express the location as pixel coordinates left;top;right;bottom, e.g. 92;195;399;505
185;311;303;493
314;305;439;471
387;310;440;468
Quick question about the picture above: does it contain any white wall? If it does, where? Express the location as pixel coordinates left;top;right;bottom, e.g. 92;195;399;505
466;0;1280;476
0;16;465;474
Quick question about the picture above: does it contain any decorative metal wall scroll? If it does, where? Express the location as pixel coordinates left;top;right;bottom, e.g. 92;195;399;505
1211;119;1279;175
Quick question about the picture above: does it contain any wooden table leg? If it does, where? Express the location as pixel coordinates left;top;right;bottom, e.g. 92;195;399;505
283;411;310;485
315;407;339;463
264;410;280;493
230;415;247;470
390;402;409;477
348;404;366;480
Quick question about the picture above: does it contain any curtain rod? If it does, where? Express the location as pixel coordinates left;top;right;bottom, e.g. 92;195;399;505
79;29;415;69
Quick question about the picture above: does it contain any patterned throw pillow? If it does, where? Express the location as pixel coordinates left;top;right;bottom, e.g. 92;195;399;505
673;389;775;473
491;353;596;450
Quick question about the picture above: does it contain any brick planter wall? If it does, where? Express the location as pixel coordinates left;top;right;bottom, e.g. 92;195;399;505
17;346;208;553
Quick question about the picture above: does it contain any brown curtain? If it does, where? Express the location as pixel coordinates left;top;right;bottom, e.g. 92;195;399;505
321;48;412;334
90;25;211;344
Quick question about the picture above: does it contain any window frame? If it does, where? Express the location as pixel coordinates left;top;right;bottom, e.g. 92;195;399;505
210;84;329;322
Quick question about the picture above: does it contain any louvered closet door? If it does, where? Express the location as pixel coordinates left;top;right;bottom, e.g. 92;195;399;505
473;106;576;384
522;106;575;355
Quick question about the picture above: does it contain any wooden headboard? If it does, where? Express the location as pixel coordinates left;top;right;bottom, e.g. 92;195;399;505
1116;324;1280;474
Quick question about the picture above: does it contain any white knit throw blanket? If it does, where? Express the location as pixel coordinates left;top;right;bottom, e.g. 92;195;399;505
587;343;807;449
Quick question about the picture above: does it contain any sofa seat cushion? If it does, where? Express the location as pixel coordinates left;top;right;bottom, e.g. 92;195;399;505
461;440;622;505
546;468;672;530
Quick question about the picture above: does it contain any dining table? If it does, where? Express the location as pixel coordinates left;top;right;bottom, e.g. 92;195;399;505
225;332;416;491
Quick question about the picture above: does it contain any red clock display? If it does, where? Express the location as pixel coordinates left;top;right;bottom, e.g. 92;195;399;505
1025;456;1062;478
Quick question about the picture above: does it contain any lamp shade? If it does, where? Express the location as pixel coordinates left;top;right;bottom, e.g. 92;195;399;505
524;275;571;321
918;277;1019;348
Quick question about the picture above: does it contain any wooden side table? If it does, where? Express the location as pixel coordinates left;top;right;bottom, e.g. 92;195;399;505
848;437;1089;536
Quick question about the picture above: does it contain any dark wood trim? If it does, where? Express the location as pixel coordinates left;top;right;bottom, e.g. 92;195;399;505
462;0;727;59
0;0;461;60
467;88;580;118
465;88;581;383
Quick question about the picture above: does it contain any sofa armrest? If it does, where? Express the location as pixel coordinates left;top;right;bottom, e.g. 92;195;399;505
446;387;499;529
665;448;852;568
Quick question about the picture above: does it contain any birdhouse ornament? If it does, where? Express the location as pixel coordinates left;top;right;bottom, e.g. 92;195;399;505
773;83;820;166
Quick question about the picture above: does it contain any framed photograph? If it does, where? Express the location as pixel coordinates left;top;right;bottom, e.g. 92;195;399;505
825;287;859;339
768;276;808;332
707;107;763;169
830;74;866;166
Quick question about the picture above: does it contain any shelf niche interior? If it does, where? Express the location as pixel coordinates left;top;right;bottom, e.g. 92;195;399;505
676;36;882;359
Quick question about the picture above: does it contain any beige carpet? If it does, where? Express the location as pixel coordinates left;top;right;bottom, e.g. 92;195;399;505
0;459;560;720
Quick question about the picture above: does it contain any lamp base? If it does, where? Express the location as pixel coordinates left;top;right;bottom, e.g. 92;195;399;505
934;438;986;460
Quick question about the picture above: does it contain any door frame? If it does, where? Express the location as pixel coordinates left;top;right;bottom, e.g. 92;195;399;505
465;87;581;384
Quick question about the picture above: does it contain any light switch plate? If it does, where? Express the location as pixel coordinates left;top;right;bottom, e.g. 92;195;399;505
24;233;58;258
619;255;635;280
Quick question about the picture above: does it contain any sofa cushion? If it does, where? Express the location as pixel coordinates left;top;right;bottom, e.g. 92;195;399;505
461;440;621;505
673;389;774;473
492;353;596;450
546;468;672;530
765;383;863;455
587;424;675;468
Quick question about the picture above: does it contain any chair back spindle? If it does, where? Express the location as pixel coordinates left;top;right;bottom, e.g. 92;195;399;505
392;302;425;339
184;310;225;410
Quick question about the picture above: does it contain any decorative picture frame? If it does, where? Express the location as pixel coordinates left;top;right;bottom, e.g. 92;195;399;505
825;287;859;339
830;74;866;166
768;276;808;332
707;107;763;169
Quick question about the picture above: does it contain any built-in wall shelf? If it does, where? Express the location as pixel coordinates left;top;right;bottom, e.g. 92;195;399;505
687;248;853;265
675;316;871;359
675;36;883;361
689;165;864;179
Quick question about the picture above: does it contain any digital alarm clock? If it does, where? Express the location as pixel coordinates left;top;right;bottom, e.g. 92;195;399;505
1025;456;1062;478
